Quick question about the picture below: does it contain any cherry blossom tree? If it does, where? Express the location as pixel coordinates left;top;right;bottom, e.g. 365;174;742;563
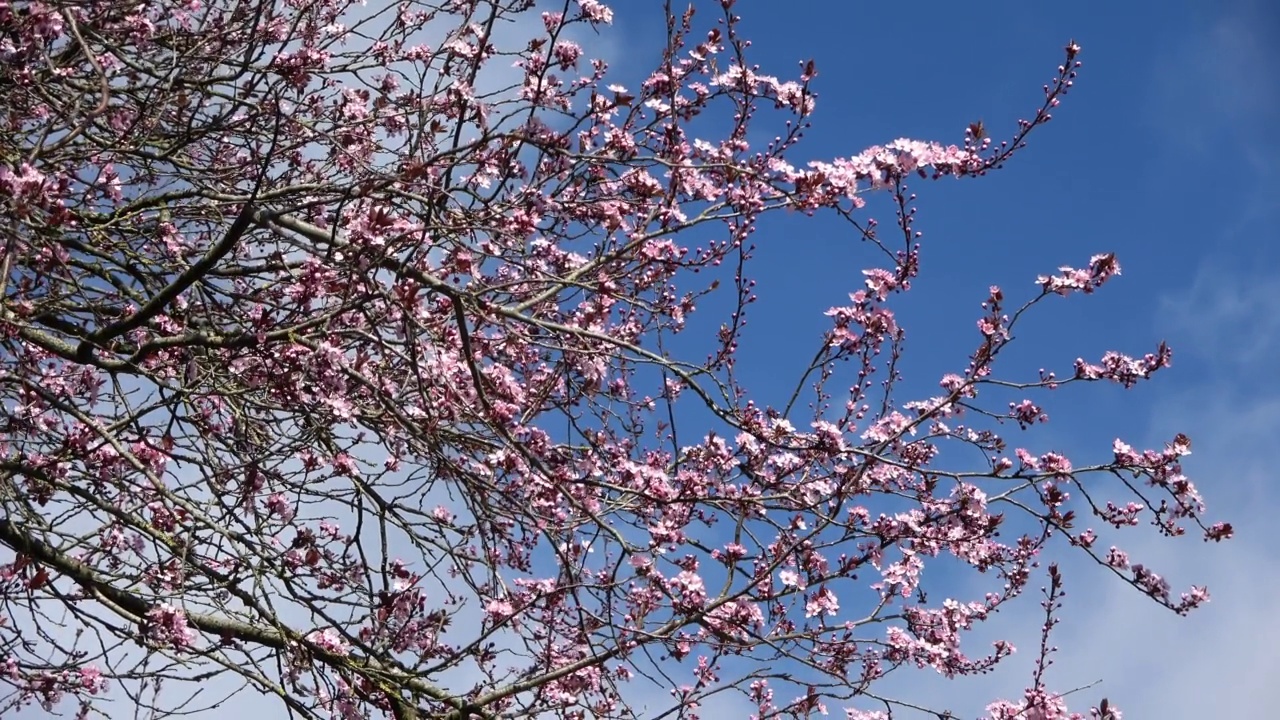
0;0;1230;718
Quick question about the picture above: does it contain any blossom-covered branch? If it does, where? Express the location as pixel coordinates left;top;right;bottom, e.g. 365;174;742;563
0;2;1222;719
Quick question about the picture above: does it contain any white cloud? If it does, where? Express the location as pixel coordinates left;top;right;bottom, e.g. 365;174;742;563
1159;265;1280;370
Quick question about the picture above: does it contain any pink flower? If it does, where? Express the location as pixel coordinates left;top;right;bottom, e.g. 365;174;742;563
305;628;350;657
77;665;109;693
779;569;806;589
265;493;294;522
805;587;839;618
332;453;359;476
146;604;197;649
577;0;613;24
485;599;515;622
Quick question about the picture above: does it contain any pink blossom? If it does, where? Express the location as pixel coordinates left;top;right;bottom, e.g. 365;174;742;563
577;0;613;24
805;587;840;617
264;493;294;522
145;604;197;650
306;628;350;657
0;13;1221;720
779;569;806;589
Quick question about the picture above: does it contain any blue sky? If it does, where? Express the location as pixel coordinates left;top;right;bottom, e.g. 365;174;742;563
592;0;1280;716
